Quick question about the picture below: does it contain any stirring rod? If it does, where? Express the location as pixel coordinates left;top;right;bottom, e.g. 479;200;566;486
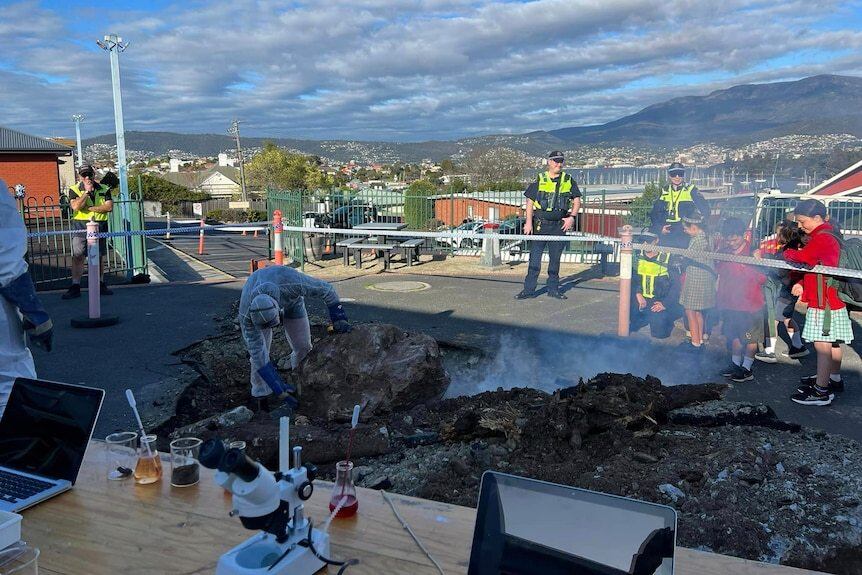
125;389;153;458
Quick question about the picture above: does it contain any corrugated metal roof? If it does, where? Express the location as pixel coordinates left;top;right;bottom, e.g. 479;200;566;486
0;126;73;153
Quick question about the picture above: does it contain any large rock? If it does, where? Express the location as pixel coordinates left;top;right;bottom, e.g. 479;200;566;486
297;324;449;420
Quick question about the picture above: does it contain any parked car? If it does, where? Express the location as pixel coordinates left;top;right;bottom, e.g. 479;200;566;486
322;204;379;229
440;220;486;249
498;217;526;235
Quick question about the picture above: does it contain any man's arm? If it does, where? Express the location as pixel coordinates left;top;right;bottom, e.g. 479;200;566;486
523;182;537;234
240;318;269;369
89;199;113;214
69;190;89;212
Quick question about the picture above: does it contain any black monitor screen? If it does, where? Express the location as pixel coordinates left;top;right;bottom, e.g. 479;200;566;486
469;472;677;575
0;379;104;483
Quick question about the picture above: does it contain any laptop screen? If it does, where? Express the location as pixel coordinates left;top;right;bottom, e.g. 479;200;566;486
0;378;104;484
469;472;677;575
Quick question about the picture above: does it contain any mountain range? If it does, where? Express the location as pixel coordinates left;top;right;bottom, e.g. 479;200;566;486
83;74;862;162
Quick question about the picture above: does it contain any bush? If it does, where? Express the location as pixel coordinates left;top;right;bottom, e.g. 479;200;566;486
205;209;267;223
404;179;437;230
624;180;664;228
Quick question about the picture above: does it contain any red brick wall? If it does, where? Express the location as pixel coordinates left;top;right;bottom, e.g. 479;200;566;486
0;153;63;205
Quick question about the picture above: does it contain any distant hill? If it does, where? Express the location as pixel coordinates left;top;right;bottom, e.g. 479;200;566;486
549;74;862;146
83;75;862;161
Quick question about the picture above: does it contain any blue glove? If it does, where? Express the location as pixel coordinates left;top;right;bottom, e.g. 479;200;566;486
327;303;352;333
257;362;296;396
1;274;53;351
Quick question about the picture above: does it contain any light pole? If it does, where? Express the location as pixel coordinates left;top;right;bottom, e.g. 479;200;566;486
71;114;85;167
97;33;133;280
228;119;248;202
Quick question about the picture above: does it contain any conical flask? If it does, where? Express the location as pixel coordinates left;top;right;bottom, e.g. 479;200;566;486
329;460;358;518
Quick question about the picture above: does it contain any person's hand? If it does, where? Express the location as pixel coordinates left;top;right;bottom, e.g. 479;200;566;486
523;220;533;235
636;293;647;310
662;224;671;235
327;304;351;333
23;319;53;352
328;320;352;334
791;284;804;297
561;216;575;232
651;301;666;313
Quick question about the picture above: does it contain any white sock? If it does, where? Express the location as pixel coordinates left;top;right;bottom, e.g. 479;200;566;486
742;356;755;370
790;332;803;348
732;355;742;366
830;373;842;382
764;337;777;354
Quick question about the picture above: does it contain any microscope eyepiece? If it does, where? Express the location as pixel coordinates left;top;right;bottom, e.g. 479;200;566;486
199;438;225;469
222;448;260;483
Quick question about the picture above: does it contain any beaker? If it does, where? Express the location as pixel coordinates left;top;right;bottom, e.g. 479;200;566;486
0;542;39;575
105;431;137;480
134;434;162;485
329;460;358;518
170;437;202;487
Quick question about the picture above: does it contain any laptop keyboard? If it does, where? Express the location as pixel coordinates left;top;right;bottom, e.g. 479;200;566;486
0;469;54;502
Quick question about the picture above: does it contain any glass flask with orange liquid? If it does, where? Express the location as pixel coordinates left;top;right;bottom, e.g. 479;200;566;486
134;434;162;485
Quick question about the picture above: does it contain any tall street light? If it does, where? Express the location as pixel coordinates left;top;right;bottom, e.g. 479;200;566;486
228;119;248;202
71;114;85;167
97;33;133;280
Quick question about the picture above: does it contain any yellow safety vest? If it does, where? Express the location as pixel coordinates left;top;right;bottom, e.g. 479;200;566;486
659;184;694;223
70;183;111;222
637;252;670;299
531;171;574;214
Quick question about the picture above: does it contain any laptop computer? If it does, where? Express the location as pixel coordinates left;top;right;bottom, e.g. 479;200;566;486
0;378;104;512
469;471;677;575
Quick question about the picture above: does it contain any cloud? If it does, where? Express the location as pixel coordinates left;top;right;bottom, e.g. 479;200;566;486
0;0;860;142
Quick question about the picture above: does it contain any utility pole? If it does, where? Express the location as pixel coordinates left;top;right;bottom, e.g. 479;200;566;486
97;33;133;280
229;119;248;202
71;114;85;167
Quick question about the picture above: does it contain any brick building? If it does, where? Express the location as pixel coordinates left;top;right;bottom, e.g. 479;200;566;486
1;126;73;204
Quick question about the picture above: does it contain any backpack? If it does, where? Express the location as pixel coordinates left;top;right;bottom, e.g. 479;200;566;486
817;232;862;336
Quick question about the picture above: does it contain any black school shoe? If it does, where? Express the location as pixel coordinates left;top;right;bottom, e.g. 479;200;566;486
721;363;740;378
797;375;844;394
547;289;567;300
785;345;810;359
731;367;754;383
791;386;834;406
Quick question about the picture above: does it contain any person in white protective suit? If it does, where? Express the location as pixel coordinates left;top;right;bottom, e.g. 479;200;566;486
0;179;53;418
238;265;350;409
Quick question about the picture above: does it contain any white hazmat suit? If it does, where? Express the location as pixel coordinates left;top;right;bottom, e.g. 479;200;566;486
0;181;38;415
238;266;341;398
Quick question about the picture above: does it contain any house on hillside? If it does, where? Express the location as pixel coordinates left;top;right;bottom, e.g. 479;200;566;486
805;159;862;197
160;166;242;198
0;126;73;204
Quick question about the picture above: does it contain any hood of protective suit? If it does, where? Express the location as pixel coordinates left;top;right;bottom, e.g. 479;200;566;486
249;294;281;328
0;179;27;288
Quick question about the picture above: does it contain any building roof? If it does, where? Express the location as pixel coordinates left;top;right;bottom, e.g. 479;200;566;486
0;126;73;154
805;159;862;197
160;166;241;189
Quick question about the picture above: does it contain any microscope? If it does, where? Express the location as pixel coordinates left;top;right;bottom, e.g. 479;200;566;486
200;417;332;575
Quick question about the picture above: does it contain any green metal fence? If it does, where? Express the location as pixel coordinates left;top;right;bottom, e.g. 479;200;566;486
266;190;305;267
107;197;149;279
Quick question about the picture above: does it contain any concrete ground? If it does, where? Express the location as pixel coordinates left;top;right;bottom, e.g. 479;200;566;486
33;237;862;444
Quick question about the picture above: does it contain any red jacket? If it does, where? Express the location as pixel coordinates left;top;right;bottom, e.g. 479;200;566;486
783;223;844;310
716;241;766;311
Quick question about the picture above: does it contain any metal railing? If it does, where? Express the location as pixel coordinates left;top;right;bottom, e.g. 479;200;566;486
20;196;149;289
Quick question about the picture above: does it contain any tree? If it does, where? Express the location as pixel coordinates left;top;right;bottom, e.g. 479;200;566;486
465;147;527;185
440;158;456;174
625;179;664;228
134;173;210;213
245;141;328;191
404;179;438;230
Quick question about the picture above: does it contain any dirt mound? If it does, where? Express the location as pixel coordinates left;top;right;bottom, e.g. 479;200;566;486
162;323;862;574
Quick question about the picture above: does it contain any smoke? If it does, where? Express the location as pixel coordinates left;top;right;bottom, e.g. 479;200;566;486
445;329;718;398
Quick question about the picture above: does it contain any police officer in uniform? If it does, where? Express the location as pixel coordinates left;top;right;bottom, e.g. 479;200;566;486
631;228;681;338
650;162;709;248
62;165;114;299
516;151;581;300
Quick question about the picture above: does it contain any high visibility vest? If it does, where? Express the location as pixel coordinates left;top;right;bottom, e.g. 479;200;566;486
638;252;670;299
531;171;574;216
70;183;111;221
659;183;694;223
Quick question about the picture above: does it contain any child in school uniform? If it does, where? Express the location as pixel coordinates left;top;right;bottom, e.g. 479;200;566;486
678;209;715;351
784;199;850;406
716;218;766;382
755;220;808;363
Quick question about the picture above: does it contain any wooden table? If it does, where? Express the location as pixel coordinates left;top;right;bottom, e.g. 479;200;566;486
20;442;827;574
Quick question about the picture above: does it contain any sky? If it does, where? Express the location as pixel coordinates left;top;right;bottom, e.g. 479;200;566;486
2;0;862;142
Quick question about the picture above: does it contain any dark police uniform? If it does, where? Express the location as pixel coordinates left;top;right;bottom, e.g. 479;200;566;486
649;181;709;248
521;170;581;294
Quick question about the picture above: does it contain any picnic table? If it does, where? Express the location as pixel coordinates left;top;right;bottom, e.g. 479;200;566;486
343;222;410;269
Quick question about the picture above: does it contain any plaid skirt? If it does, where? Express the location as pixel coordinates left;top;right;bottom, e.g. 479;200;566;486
802;307;854;343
